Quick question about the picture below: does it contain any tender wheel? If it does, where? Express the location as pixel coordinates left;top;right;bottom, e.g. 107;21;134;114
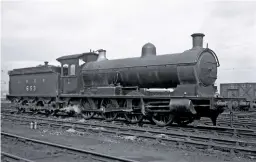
152;113;174;127
80;98;95;120
17;107;24;113
53;109;59;117
44;110;51;116
19;100;28;113
36;101;45;115
101;99;119;122
123;99;144;124
21;108;25;113
67;111;75;116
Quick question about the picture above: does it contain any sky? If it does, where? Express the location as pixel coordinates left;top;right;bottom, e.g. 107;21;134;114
1;0;256;92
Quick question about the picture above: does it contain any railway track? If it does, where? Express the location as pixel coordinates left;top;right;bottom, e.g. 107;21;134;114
202;120;256;130
2;113;256;159
1;132;138;162
1;152;35;162
2;105;256;130
200;115;256;129
2;111;256;141
219;113;256;121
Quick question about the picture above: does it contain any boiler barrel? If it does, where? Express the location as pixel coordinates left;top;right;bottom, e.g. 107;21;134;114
82;48;218;88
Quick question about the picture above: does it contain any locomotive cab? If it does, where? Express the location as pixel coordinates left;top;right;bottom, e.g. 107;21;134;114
56;52;98;94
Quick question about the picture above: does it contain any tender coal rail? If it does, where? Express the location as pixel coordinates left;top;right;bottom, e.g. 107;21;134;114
1;132;138;162
1;152;35;162
2;114;256;159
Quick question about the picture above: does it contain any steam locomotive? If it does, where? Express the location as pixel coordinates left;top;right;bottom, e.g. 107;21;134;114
7;33;251;126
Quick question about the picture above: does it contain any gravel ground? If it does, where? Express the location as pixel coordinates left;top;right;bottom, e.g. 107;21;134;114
1;118;254;162
2;135;89;162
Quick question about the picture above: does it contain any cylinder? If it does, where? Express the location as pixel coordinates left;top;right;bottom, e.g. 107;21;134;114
191;33;205;48
169;99;197;115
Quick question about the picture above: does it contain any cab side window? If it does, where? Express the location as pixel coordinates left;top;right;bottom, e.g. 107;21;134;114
63;64;68;76
70;64;76;76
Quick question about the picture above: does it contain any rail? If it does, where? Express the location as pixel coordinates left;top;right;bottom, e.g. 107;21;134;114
1;152;35;162
2;114;256;158
1;132;138;162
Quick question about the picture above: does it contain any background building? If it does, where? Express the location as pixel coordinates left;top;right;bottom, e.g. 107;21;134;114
220;82;256;102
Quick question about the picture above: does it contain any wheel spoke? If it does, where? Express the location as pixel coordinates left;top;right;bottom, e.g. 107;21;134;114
123;99;143;124
80;98;95;120
101;99;118;122
124;112;144;124
102;112;118;122
152;113;174;127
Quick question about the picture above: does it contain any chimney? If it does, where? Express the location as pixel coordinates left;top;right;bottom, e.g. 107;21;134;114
96;49;107;61
191;33;205;48
44;61;49;66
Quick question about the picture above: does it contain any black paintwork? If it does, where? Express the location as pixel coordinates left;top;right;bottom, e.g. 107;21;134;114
7;33;222;105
